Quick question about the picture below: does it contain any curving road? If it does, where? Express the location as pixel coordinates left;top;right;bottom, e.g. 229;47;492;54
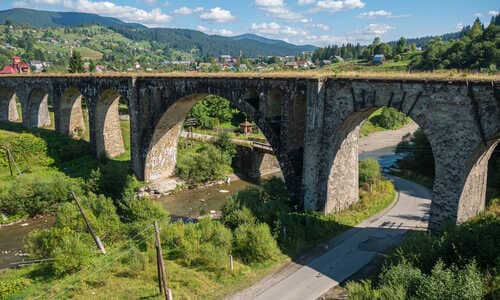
229;123;431;300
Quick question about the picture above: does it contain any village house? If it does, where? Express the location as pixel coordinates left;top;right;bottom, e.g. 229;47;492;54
320;59;332;66
0;56;31;74
30;60;50;73
285;61;298;70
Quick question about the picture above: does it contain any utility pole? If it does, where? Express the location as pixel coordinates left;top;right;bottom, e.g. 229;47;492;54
71;191;106;254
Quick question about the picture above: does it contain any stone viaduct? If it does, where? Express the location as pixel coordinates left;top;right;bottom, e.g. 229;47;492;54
0;75;498;231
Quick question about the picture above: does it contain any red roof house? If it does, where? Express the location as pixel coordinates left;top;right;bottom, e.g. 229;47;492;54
0;56;31;74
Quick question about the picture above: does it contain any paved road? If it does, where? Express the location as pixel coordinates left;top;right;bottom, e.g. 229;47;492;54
229;124;430;300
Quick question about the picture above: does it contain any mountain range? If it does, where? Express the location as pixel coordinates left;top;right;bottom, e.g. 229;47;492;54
0;8;315;57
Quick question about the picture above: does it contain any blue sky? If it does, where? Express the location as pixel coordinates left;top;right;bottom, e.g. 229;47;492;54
0;0;498;46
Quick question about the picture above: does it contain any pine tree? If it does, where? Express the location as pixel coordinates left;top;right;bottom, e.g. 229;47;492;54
68;51;84;73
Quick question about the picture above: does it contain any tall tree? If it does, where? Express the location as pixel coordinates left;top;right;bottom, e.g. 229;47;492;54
68;50;84;73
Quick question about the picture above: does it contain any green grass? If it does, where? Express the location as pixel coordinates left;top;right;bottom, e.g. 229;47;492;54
0;119;397;300
75;47;103;60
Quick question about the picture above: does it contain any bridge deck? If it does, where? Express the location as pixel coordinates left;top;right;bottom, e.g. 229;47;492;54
0;71;498;83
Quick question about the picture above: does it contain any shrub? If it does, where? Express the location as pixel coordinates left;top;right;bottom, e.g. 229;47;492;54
0;133;53;171
378;261;424;295
0;278;30;299
359;159;381;186
51;231;95;277
0;171;79;217
347;261;484;300
369;108;409;130
26;227;94;277
415;261;485;300
233;222;280;263
176;143;231;184
123;197;168;224
346;280;406;300
162;218;233;270
221;197;257;230
55;193;124;244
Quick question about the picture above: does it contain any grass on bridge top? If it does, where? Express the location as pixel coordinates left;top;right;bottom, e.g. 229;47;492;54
0;70;498;82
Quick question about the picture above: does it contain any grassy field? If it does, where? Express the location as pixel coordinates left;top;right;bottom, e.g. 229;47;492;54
75;47;103;60
0;179;395;300
0;119;398;299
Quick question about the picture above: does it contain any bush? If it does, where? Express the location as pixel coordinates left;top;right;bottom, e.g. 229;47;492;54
162;218;233;270
55;193;124;244
221;197;257;230
346;280;406;300
233;222;280;263
347;261;485;300
415;261;485;300
389;210;500;273
359;159;381;186
0;133;53;171
176;143;232;184
0;171;79;217
369;108;410;130
124;197;168;224
0;278;30;299
378;261;424;295
26;227;94;277
51;231;95;277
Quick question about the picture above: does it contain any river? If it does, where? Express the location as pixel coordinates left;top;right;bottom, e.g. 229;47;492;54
0;123;417;270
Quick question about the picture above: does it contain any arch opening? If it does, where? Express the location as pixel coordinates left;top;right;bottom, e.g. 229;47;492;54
26;88;51;128
458;138;500;223
59;88;87;138
324;106;436;221
144;93;282;186
96;89;125;159
0;87;20;122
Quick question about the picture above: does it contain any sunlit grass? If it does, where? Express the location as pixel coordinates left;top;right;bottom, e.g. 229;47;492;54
1;70;497;81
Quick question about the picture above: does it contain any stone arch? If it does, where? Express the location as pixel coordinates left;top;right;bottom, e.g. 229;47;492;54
0;87;19;122
57;88;86;138
26;87;51;128
321;105;437;214
457;136;500;223
143;92;281;183
96;89;125;158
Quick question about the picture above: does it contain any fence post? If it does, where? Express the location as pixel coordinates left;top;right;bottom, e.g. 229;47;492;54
154;220;170;300
230;254;234;272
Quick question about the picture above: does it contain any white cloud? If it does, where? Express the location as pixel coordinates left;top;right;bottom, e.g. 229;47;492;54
359;23;393;36
312;0;365;12
456;23;464;30
359;10;392;18
173;6;204;15
473;12;482;17
251;22;307;36
489;10;499;16
200;7;235;23
312;23;330;30
255;0;307;22
17;0;173;26
197;25;234;36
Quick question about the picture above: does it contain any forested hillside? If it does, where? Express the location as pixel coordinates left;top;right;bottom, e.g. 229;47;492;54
0;8;315;58
312;16;499;72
